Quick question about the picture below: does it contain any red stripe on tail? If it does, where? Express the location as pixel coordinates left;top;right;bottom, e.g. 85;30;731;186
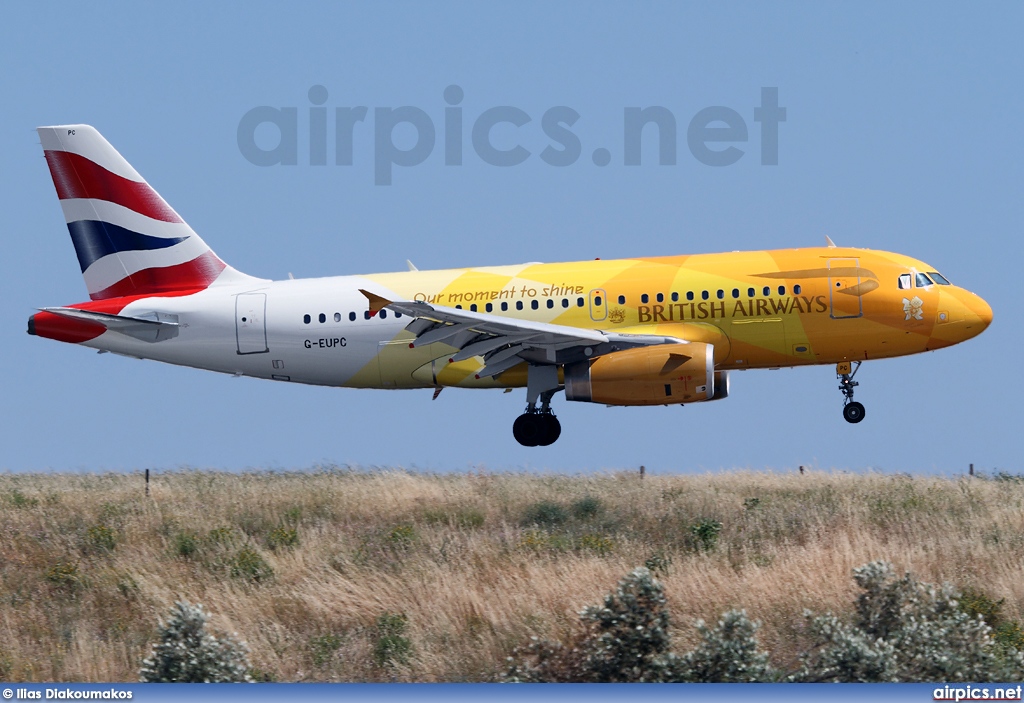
90;251;227;300
44;150;183;223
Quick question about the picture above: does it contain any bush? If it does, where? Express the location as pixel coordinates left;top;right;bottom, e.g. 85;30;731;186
230;548;273;582
507;567;773;682
174;532;199;559
266;526;298;550
139;601;252;682
386;525;416;548
310;634;342;667
690;519;722;552
373;612;412;667
46;561;82;590
571;496;602;519
521;501;569;527
795;561;1024;682
87;524;117;552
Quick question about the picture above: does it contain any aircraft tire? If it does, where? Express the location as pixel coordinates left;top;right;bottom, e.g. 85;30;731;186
843;401;865;424
537;416;561;446
513;413;543;446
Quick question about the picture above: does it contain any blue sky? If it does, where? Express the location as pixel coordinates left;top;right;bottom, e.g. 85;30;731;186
1;2;1020;474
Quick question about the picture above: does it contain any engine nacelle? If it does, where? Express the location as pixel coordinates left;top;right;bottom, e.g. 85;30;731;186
708;370;729;401
564;343;715;406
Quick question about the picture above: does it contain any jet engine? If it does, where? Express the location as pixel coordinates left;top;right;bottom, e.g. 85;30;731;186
564;343;715;406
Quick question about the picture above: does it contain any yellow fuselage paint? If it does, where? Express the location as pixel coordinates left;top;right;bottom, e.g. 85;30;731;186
364;247;992;389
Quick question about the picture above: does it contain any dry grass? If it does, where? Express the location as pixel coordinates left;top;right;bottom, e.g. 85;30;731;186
1;468;1022;682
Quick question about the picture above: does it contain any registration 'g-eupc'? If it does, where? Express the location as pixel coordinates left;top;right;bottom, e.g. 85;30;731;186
29;125;993;446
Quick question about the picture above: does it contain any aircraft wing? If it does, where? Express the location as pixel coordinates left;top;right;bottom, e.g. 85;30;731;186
359;290;682;378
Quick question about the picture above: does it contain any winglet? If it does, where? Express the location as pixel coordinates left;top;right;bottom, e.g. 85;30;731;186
825;235;837;248
406;259;418;271
359;289;392;317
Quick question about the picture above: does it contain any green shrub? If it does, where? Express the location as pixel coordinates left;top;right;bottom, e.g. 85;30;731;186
571;496;603;519
959;588;1004;627
310;634;342;667
386;524;416;548
373;612;412;667
522;501;569;527
690;519;722;552
6;490;39;508
644;553;672;574
795;561;1024;682
206;527;235;545
743;497;761;510
87;524;117;552
267;526;298;550
139;601;252;682
46;561;82;590
422;507;485;529
995;622;1024;652
577;533;614;555
230;548;273;582
670;610;774;682
174;532;199;559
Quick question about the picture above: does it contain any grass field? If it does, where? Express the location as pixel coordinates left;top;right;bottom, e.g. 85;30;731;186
1;468;1022;682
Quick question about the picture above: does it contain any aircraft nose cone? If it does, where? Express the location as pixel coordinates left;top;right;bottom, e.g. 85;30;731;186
960;290;992;339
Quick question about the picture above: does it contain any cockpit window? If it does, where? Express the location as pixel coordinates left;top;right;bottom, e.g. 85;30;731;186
915;273;934;287
898;273;912;290
928;272;951;285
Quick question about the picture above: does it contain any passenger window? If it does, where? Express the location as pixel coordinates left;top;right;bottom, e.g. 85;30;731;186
716;290;724;299
641;294;649;304
794;284;802;295
618;295;625;305
577;297;585;307
701;291;709;300
379;309;387;319
318;313;326;323
455;305;462;310
562;298;569;308
915;273;933;287
546;299;554;309
516;301;523;310
303;314;311;324
763;286;770;296
470;304;477;312
334;312;341;322
671;292;679;302
486;303;493;312
732;289;739;299
594;296;603;306
747;288;755;298
928;272;951;285
656;293;664;303
395;312;401;319
686;291;694;301
501;302;508;311
531;300;539;310
349;312;356;322
778;286;786;296
898;274;912;289
364;311;371;320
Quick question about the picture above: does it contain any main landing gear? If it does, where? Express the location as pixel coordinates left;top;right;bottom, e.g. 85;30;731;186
514;365;563;446
837;361;865;424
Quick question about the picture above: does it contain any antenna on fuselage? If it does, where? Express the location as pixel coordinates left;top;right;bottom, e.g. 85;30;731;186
407;260;418;271
825;236;837;248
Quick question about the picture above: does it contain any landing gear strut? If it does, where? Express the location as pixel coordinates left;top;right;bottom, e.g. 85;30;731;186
837;361;865;424
514;389;561;447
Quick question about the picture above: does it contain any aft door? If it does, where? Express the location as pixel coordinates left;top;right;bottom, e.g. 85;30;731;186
589;289;607;322
235;293;268;354
828;258;863;319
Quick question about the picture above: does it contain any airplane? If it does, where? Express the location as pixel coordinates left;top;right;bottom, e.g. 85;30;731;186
28;125;993;446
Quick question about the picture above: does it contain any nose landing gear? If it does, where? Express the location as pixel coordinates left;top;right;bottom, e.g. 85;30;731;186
837;361;865;423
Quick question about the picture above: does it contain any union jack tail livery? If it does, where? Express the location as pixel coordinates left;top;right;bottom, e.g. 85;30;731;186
37;125;253;300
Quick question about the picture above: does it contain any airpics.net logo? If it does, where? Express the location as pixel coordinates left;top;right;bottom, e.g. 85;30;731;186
237;85;786;185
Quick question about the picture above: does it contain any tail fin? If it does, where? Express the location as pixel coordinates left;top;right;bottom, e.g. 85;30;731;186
37;125;258;300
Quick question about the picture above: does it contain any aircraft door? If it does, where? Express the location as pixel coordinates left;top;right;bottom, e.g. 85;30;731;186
589;289;608;322
828;258;863;319
235;292;268;354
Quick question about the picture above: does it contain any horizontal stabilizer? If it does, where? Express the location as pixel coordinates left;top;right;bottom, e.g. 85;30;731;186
39;306;180;343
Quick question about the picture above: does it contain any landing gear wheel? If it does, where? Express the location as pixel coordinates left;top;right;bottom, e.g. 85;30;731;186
537;415;561;446
513;413;544;447
843;401;865;424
